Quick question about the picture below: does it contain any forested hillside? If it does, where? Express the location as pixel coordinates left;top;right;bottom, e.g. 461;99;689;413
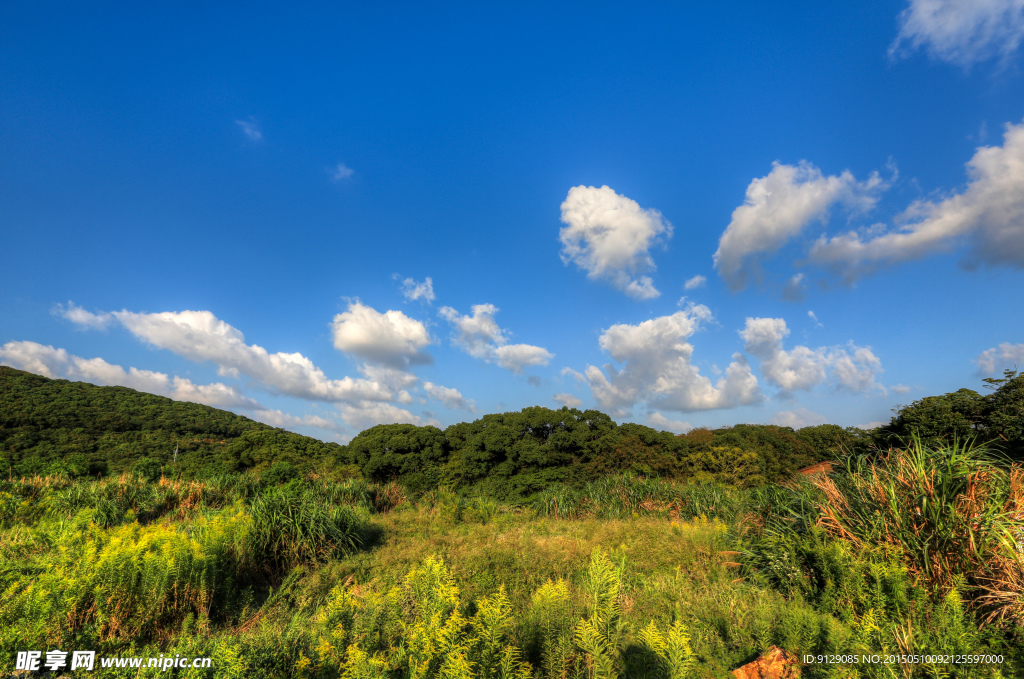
3;365;1022;498
0;366;345;479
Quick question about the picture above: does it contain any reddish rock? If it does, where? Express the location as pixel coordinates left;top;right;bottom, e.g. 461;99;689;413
731;646;801;679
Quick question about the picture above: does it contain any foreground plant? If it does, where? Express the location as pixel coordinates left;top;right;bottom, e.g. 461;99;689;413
814;438;1024;623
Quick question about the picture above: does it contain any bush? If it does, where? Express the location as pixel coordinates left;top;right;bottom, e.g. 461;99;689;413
245;484;367;576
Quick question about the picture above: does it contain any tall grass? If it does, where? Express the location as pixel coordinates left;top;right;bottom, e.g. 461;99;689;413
532;474;741;522
245;484;368;575
813;438;1024;623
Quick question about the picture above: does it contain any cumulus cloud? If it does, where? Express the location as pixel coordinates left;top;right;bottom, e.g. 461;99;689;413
584;306;762;416
63;307;398;403
236;117;263;142
331;301;433;368
891;384;913;394
740;317;884;393
423;381;475;411
0;340;260;410
647;411;692;434
559;185;673;299
714;162;885;291
771;407;828;428
439;304;553;373
977;342;1024;374
395;275;436;303
810;121;1024;279
553;392;583;408
890;0;1024;67
683;275;707;290
330;162;355;180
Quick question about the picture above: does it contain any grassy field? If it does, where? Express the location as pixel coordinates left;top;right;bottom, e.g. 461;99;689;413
1;441;1023;678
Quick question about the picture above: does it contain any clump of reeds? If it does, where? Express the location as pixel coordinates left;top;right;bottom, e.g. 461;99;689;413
245;484;367;576
814;438;1024;623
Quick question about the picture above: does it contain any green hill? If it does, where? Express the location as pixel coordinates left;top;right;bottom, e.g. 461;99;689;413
0;366;345;479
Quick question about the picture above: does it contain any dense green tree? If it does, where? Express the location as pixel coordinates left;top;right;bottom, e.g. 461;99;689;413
877;388;986;447
348;423;449;492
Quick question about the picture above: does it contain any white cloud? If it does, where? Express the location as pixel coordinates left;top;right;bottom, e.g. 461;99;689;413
249;408;345;433
337;402;441;432
808;310;823;328
559;185;673;299
891;383;913;394
331;301;433;368
439;304;504;359
439;304;553;373
857;420;888;430
890;0;1024;67
585;306;762;416
236;117;263;142
647;411;692;434
395;275;436;303
553;392;583;408
64;308;397;403
0;341;260;410
683;275;707;290
494;344;555;373
330;162;355;180
740;317;884;393
771;407;828;428
53;301;114;330
561;367;587;383
810;121;1024;279
781;273;806;301
714;161;885;291
423;381;475;411
976;341;1024;374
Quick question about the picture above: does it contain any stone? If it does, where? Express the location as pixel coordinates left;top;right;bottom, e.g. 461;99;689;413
731;646;801;679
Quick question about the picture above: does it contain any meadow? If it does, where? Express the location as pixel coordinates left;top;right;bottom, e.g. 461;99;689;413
2;439;1022;678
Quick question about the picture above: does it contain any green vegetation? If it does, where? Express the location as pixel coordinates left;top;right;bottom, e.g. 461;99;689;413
2;366;1024;676
0;366;346;479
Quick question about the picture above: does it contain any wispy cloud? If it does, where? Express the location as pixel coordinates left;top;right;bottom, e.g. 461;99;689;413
394;275;436;303
683;275;706;290
770;407;827;428
647;411;692;433
235;117;263;142
330;162;355;180
976;341;1024;374
890;0;1024;67
553;392;583;408
439;304;553;374
810;120;1024;280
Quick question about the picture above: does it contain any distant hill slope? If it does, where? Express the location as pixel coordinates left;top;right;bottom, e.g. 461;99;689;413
0;366;344;478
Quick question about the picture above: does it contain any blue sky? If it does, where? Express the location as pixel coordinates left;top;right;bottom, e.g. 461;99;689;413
3;1;1024;442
